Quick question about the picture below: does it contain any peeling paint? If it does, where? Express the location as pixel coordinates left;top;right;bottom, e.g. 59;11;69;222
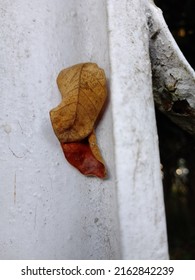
148;2;195;135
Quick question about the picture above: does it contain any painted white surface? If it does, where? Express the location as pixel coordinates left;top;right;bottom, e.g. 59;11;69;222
0;0;120;260
107;0;168;259
0;0;168;259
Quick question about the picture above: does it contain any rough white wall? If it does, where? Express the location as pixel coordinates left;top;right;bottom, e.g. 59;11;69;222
107;0;168;259
0;0;168;259
0;0;120;259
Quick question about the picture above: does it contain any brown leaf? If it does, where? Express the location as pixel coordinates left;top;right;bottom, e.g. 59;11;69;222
50;63;107;178
50;63;107;142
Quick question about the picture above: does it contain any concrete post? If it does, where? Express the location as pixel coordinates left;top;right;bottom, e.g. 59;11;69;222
0;0;168;259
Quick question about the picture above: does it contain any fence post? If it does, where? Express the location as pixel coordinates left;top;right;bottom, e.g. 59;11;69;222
0;0;168;259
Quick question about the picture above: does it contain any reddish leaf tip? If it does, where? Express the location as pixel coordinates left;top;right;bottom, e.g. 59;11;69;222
61;141;106;179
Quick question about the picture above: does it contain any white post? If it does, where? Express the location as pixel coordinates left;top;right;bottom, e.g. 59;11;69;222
0;0;168;259
0;0;120;260
107;0;168;259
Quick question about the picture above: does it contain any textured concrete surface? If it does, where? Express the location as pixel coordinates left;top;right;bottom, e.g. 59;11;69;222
0;0;168;259
108;0;168;259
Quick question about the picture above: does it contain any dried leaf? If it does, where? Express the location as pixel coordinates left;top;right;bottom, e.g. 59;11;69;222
61;130;106;178
50;63;107;142
50;63;107;178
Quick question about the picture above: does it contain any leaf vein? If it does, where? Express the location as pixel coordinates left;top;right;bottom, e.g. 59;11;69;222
82;69;104;88
80;89;98;112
